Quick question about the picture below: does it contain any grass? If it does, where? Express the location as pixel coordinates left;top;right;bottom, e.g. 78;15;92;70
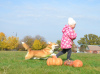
0;51;100;74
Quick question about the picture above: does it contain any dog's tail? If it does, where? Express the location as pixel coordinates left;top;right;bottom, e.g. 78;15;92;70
22;42;30;50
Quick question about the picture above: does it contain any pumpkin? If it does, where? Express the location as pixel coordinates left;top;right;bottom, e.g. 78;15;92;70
73;60;83;67
64;60;73;66
47;56;63;66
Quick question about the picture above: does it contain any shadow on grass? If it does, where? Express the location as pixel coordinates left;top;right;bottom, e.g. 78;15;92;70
61;58;73;61
39;57;74;62
26;58;48;60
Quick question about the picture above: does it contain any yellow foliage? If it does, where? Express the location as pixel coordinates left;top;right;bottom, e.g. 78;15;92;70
1;37;7;49
0;32;6;50
32;39;42;50
6;36;19;50
41;41;47;49
0;32;6;41
0;33;19;50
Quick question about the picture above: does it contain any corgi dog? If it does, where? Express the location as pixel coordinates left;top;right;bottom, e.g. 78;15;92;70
22;42;58;60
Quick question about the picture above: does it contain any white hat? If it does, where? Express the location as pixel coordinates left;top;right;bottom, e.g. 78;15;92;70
68;17;76;25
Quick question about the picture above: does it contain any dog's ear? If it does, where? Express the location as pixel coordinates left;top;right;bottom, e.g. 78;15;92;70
48;42;52;44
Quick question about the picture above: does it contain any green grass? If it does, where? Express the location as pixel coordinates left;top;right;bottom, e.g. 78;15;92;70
0;51;100;74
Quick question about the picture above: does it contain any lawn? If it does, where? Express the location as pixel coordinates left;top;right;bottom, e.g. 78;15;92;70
0;51;100;74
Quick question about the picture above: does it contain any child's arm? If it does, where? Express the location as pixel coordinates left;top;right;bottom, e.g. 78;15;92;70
67;29;77;40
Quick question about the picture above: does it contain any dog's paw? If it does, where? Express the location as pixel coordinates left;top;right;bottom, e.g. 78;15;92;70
33;57;40;59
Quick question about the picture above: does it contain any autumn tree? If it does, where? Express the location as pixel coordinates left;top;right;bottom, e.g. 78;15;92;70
20;35;47;50
41;41;47;49
0;32;6;41
17;43;25;51
35;35;47;49
35;35;45;42
21;36;34;47
0;32;6;50
32;39;42;50
1;36;19;50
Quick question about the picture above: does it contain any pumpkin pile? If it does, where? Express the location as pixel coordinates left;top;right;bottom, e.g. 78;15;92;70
47;56;83;67
47;56;63;66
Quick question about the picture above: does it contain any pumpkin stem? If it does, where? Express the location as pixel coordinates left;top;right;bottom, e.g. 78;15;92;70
52;55;57;58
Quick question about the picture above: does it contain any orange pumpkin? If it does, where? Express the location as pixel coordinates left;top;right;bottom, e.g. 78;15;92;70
47;56;63;66
73;60;83;67
64;60;73;66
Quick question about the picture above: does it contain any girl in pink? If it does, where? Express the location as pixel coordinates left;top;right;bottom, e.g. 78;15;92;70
56;17;77;60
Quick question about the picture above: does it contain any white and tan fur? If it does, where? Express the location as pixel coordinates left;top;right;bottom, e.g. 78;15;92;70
22;42;58;60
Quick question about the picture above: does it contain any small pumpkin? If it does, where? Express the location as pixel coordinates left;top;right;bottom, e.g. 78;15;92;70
73;60;83;67
64;60;73;66
47;56;63;66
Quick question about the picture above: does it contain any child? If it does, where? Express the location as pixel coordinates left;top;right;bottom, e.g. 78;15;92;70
56;17;77;60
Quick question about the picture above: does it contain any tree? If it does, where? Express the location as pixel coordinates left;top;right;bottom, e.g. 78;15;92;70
32;39;42;50
0;37;6;50
0;32;6;41
78;34;100;45
56;40;61;51
56;40;61;47
35;35;46;42
41;41;47;49
21;36;34;47
1;36;19;50
17;43;25;51
0;32;6;50
20;35;47;50
77;34;100;52
79;45;86;52
33;35;47;49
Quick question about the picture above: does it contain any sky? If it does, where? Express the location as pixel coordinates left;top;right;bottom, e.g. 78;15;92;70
0;0;100;45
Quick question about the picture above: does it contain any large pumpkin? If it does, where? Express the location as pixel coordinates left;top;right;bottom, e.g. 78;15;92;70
64;60;73;66
73;60;83;67
47;56;63;66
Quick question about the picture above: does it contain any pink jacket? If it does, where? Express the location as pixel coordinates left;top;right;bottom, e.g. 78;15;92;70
61;25;77;49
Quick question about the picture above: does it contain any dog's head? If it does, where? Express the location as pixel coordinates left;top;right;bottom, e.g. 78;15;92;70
47;42;59;53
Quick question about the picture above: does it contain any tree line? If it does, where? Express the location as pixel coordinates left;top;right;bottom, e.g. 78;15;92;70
0;32;100;51
78;34;100;52
0;32;47;51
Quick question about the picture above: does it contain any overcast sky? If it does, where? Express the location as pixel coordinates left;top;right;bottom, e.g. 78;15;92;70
0;0;100;45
